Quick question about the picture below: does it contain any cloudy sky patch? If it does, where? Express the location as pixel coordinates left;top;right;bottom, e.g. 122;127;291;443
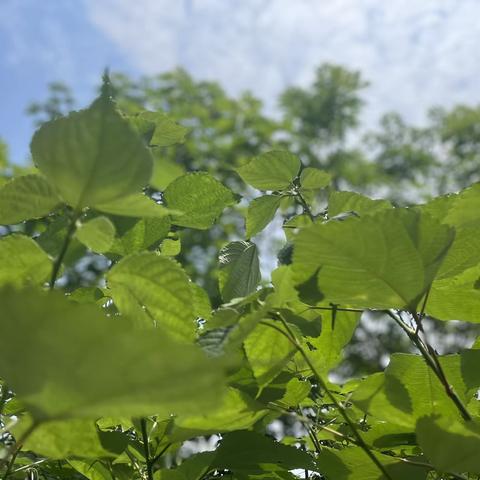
1;0;480;162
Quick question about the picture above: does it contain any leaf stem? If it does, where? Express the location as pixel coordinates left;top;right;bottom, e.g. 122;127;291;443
2;449;19;480
386;310;472;421
1;421;37;477
294;190;315;221
49;210;81;289
140;418;154;480
270;313;394;480
307;306;365;313
150;443;171;467
0;384;9;417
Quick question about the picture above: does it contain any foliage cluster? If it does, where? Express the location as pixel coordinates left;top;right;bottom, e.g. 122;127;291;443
1;75;480;480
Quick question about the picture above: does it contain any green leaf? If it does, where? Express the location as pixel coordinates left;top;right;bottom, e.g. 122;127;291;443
218;241;261;302
428;265;480;322
292;208;455;310
211;430;317;474
236;151;301;191
416;415;480;474
362;421;416;449
352;353;470;428
76;216;116;253
107;252;196;340
328;191;392;217
190;282;212;320
283;214;312;242
150;153;186;190
164;172;237;229
419;182;480;230
435;225;480;280
68;286;105;305
268;265;300;308
21;418;127;459
0;174;62;224
132;111;188;147
160;236;181;256
36;214;86;266
109;216;171;256
299;167;331;190
31;94;153;208
95;193;170;218
154;452;215;480
426;224;480;322
307;309;360;378
459;348;480;391
318;446;429;480
0;234;51;287
170;388;267;441
0;288;225;420
278;378;311;407
246;195;281;238
244;322;296;388
69;460;112;480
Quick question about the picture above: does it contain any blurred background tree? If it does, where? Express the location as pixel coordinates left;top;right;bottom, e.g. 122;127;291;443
22;63;480;377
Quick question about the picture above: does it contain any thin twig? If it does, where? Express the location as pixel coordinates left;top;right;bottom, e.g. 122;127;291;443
49;211;81;289
306;306;365;313
150;443;171;467
294;190;315;221
0;421;38;475
386;310;472;421
0;385;9;417
268;313;394;480
140;418;154;480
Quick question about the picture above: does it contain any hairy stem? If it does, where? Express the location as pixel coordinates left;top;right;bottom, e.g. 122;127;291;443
150;443;171;467
307;306;365;313
140;418;154;480
0;421;37;476
294;190;315;221
49;210;81;289
268;314;394;480
0;384;8;417
387;310;472;421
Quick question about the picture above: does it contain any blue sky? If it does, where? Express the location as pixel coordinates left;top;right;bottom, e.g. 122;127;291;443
2;0;480;164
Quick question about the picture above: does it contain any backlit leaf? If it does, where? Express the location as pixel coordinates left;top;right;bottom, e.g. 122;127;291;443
0;174;62;224
328;191;392;217
0;289;224;420
164;172;237;229
299;167;331;190
416;415;480;474
237;151;300;191
95;193;170;218
107;252;195;340
76;216;116;253
244;322;296;387
31;93;152;208
218;241;261;302
293;208;454;310
0;234;51;287
246;195;281;238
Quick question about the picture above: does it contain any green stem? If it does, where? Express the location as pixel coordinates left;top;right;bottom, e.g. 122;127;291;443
307;306;365;313
387;310;472;422
295;190;315;221
150;443;171;467
2;449;18;480
0;384;9;417
49;210;81;289
270;314;393;480
1;421;37;476
140;418;154;480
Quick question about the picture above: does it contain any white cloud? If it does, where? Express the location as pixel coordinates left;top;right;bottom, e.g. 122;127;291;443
84;0;480;126
0;0;77;81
